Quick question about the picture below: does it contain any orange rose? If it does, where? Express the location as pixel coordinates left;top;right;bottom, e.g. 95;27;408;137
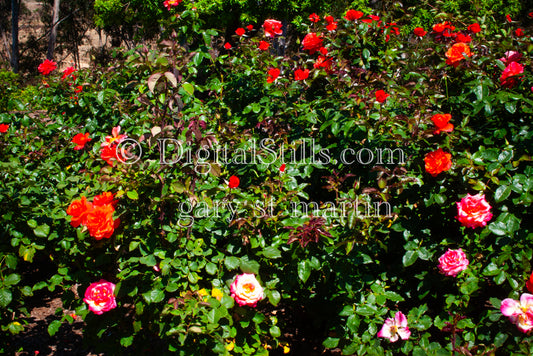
85;204;118;240
66;197;93;227
445;43;471;67
424;148;452;177
430;114;454;134
93;192;118;208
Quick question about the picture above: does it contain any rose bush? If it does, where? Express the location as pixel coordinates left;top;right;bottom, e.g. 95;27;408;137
0;2;532;355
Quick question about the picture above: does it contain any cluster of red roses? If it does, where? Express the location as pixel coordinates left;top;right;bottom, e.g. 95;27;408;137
66;192;120;240
424;113;454;177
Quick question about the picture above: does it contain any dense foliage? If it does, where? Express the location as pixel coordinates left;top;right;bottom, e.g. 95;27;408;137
1;2;532;355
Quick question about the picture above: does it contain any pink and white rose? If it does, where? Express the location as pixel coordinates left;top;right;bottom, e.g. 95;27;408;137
230;273;264;307
438;248;469;277
377;311;411;342
456;193;493;229
501;293;533;333
83;280;117;315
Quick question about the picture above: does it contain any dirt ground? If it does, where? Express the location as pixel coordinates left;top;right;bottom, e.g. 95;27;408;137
5;0;110;71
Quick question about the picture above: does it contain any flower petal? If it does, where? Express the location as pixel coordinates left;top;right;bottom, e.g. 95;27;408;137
501;298;521;316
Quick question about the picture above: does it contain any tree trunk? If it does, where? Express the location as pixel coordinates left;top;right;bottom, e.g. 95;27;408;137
46;0;60;60
11;0;19;73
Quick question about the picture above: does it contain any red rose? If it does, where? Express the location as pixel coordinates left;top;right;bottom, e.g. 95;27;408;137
433;21;455;37
72;133;92;150
38;59;57;75
326;21;337;32
455;33;471;43
430;114;454;134
224;42;232;50
413;27;427;37
344;9;363;21
313;56;333;73
526;272;533;294
263;19;282;38
302;33;323;54
375;90;389;103
258;40;269;51
85;204;118;240
93;192;118;208
235;28;245;36
506;14;512;23
445;42;471;67
294;68;309;81
100;145;118;166
0;123;9;133
309;13;320;23
468;23;481;33
280;164;286;172
246;24;253;31
424;148;452;177
61;66;76;80
66;196;93;228
228;175;240;189
500;61;524;88
514;28;525;37
267;68;280;83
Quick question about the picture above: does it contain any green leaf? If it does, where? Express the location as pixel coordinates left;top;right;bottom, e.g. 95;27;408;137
205;262;217;275
297;260;311;283
7;321;24;335
269;325;281;337
97;90;105;105
483;263;500;276
384;291;405;302
403;250;418;267
183;82;195;96
142;289;165;304
267;290;281;306
139;255;157;267
494;185;512;203
127;190;139;200
47;320;62;336
224;257;240;270
4;274;21;286
240;259;260;274
120;336;134;347
488;222;507;236
460;277;479;295
355;304;377;316
34;224;50;238
494;332;508;347
260;246;281;259
323;337;340;348
0;288;12;307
